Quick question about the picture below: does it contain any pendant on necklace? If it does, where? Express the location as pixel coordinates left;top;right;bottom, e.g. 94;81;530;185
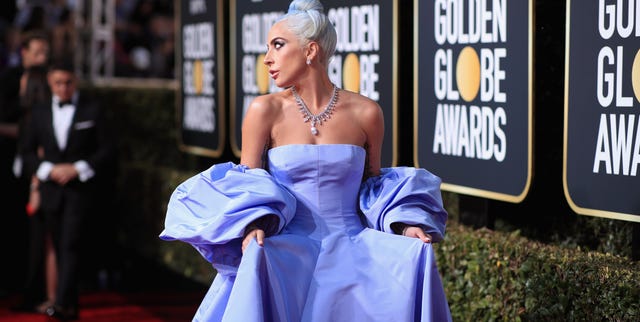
292;84;339;136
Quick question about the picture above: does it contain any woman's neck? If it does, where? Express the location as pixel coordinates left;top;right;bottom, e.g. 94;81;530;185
292;76;335;113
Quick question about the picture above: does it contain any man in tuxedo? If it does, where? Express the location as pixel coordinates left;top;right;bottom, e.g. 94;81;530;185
22;60;115;320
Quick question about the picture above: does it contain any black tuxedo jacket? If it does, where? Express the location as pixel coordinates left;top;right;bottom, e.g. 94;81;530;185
22;93;115;212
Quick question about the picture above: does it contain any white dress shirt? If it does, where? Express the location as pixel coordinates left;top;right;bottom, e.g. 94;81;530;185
53;96;75;150
36;94;95;182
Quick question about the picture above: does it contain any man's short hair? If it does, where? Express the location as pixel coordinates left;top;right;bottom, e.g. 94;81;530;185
49;59;75;74
21;30;49;49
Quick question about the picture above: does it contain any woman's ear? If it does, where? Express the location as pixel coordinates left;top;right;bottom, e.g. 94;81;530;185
305;41;320;63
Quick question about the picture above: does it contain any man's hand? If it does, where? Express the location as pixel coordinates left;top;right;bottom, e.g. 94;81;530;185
49;163;78;185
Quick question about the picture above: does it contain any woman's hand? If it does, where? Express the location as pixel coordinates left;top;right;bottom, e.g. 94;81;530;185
241;215;279;253
26;176;41;216
242;227;265;253
402;226;432;243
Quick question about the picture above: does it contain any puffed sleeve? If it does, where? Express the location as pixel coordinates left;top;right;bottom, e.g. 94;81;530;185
359;167;447;242
159;162;297;275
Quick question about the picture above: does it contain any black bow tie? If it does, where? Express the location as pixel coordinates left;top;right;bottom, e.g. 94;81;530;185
58;100;73;107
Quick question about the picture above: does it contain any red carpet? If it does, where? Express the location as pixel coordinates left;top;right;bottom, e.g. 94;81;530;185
0;290;205;321
0;242;211;321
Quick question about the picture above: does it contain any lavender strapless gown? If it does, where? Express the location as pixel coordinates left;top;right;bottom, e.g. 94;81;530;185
160;144;451;321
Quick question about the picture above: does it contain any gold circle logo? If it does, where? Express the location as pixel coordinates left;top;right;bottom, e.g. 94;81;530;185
456;46;481;102
193;60;203;95
343;53;360;92
632;49;640;104
256;54;270;94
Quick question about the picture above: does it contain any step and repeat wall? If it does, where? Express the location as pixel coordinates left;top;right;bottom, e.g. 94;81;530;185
414;0;533;203
176;0;226;157
564;0;640;222
175;0;640;223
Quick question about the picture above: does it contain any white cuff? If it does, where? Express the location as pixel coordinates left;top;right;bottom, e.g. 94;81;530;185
12;155;22;178
74;160;95;182
36;161;54;181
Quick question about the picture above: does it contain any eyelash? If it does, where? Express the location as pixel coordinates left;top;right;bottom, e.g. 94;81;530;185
265;40;285;54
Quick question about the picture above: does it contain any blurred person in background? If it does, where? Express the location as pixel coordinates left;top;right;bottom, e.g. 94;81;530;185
0;1;17;70
12;64;60;314
20;5;46;33
22;60;115;320
115;0;175;78
0;30;49;296
50;7;76;65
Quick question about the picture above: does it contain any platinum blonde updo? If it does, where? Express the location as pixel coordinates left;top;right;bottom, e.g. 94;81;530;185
278;0;337;65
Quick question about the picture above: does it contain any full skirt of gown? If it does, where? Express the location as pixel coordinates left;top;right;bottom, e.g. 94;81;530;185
160;144;451;321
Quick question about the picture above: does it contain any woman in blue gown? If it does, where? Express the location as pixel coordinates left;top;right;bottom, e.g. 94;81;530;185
160;0;452;321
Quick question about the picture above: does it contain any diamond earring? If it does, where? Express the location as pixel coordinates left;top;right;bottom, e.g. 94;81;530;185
306;58;311;65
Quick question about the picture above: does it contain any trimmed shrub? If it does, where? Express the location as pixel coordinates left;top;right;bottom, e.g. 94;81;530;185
436;222;640;321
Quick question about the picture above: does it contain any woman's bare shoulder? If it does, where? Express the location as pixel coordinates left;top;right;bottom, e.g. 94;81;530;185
339;89;383;119
340;89;381;112
244;92;290;127
247;92;287;114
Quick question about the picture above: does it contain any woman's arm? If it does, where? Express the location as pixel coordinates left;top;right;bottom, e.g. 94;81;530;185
240;95;275;169
239;95;278;251
359;98;384;178
359;98;433;243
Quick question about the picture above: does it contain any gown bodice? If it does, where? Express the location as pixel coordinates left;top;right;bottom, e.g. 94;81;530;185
268;144;366;239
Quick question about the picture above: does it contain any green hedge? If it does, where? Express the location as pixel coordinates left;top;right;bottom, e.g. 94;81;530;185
82;85;198;168
435;222;640;321
80;85;208;276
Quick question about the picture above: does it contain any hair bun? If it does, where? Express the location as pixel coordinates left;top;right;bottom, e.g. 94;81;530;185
280;0;337;63
287;0;323;14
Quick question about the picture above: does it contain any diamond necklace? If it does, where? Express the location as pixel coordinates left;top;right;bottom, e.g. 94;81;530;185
291;84;339;136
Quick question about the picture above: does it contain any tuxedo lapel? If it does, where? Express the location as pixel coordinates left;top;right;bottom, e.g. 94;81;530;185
43;101;63;154
65;102;80;152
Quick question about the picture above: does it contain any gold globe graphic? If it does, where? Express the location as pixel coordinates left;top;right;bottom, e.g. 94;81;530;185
256;54;270;94
633;49;640;104
193;60;203;95
343;53;360;92
456;46;481;102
